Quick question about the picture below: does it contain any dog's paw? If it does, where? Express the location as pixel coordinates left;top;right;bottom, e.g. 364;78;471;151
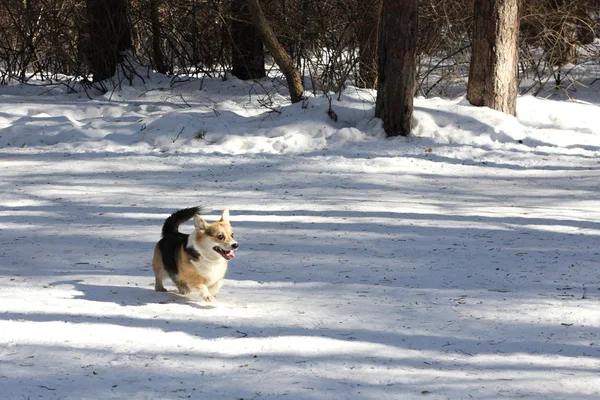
176;282;191;294
203;293;215;302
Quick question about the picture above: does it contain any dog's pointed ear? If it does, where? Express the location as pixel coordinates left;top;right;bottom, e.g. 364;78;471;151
193;215;208;230
220;208;230;222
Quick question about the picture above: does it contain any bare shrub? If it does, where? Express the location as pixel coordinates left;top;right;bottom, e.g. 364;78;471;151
0;0;597;102
0;0;87;84
520;0;600;95
129;0;231;78
417;0;472;97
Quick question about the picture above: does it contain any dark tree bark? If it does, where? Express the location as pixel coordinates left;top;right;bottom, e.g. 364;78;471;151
467;0;519;115
375;0;419;137
86;0;132;82
189;1;200;66
150;0;168;74
22;0;41;81
231;0;266;80
248;0;304;103
356;0;381;89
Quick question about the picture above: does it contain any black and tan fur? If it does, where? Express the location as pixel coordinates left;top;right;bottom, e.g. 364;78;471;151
152;206;238;302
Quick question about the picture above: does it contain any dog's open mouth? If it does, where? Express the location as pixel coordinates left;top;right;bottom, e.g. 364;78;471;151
213;246;235;260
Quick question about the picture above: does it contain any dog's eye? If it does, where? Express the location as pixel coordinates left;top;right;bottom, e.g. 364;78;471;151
231;233;235;238
217;234;225;240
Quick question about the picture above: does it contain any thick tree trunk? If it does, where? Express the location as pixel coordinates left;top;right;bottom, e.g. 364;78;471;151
150;0;168;74
190;1;200;67
86;0;132;82
22;0;40;81
356;0;381;89
375;0;419;137
467;0;519;115
231;0;266;80
247;0;304;103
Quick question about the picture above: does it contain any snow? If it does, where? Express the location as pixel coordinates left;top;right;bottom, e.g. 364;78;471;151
1;74;600;399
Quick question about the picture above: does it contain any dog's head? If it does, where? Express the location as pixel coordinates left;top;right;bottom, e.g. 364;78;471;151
192;209;238;261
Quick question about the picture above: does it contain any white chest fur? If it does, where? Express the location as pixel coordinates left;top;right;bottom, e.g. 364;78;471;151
190;257;228;286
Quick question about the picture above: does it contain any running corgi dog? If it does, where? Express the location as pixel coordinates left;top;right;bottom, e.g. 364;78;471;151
152;206;238;301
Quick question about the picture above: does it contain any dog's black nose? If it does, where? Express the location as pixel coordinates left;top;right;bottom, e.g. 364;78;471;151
232;242;239;250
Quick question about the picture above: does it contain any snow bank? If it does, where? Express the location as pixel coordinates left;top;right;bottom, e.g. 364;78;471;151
2;76;598;157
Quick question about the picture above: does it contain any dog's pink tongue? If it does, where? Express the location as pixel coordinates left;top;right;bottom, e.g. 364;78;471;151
225;251;235;260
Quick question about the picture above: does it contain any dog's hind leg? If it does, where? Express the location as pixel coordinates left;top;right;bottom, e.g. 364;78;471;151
155;277;167;292
152;246;168;292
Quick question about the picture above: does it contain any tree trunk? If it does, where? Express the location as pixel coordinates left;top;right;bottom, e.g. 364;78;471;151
247;0;304;103
467;0;519;115
86;0;132;82
190;1;200;67
150;0;168;74
375;0;419;137
231;0;266;80
356;0;381;89
22;0;39;81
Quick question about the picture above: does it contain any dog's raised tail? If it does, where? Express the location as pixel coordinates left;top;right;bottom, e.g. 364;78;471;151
161;206;202;237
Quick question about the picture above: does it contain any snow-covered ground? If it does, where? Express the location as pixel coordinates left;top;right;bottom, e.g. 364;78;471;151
1;74;599;399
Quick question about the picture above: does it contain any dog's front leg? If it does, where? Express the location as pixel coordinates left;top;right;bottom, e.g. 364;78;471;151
175;280;191;294
194;284;215;302
179;264;214;301
208;279;224;296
